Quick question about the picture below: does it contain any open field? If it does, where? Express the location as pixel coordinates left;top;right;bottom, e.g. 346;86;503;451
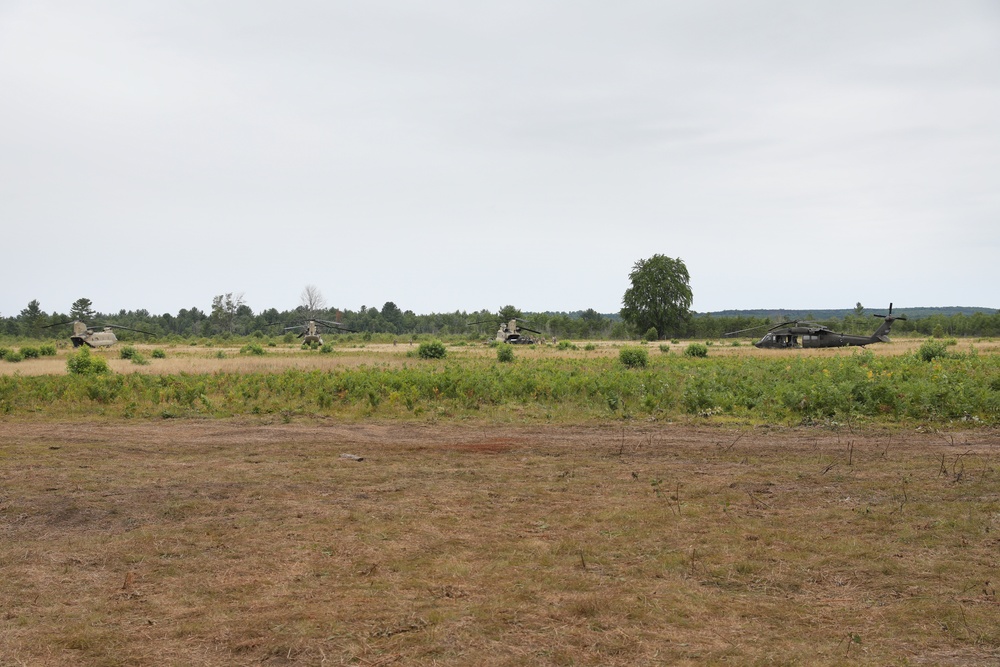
3;337;1000;377
2;420;1000;666
3;339;999;426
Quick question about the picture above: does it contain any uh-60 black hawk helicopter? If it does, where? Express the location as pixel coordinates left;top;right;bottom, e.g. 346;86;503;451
725;304;907;349
43;320;156;348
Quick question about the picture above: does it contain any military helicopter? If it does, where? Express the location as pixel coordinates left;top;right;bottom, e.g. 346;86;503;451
43;320;156;348
468;317;543;344
280;318;356;345
725;304;907;349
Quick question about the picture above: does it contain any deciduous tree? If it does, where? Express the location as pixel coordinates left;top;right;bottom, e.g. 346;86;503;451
620;255;692;339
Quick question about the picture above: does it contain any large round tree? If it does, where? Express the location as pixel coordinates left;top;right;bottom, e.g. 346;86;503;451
620;255;693;339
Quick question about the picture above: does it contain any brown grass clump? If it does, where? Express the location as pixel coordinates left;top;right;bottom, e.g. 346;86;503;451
2;421;1000;665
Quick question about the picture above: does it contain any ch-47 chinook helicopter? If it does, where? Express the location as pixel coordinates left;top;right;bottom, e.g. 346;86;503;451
724;304;907;349
281;318;356;345
468;317;543;344
43;320;156;348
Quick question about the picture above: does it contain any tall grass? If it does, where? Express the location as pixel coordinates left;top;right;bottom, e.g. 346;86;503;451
2;350;997;423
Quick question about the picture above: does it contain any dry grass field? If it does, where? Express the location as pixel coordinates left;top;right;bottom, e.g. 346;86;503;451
3;336;999;377
3;420;1000;666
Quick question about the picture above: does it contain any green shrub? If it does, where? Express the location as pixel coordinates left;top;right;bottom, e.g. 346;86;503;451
130;354;150;365
670;339;679;345
917;340;948;362
119;345;137;360
0;347;9;359
619;346;648;368
557;340;578;351
240;343;266;356
6;351;23;363
643;327;658;342
282;333;294;344
151;349;167;359
417;340;447;359
659;344;671;354
496;343;515;363
66;347;110;375
685;343;708;358
730;340;741;347
20;347;40;359
584;343;597;351
320;344;334;354
943;338;958;347
39;344;57;356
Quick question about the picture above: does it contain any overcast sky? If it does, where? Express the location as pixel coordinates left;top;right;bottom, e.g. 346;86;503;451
2;1;998;318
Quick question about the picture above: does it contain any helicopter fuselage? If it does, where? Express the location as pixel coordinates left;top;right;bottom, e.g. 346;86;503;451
755;331;881;349
72;329;118;348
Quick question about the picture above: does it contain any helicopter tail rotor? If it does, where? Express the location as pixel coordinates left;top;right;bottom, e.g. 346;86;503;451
872;303;906;320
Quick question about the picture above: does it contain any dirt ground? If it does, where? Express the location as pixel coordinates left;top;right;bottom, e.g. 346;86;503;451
3;419;1000;665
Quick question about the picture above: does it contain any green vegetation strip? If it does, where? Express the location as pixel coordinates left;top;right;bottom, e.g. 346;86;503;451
3;349;998;424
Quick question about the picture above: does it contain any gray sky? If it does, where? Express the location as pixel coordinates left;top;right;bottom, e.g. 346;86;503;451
2;1;998;318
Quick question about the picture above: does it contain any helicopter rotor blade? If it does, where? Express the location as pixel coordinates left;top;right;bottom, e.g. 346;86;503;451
42;320;77;329
104;324;157;336
314;319;359;332
723;321;795;337
519;326;543;334
723;324;770;336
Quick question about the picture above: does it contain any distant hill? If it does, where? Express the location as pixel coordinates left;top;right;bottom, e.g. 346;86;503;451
697;307;997;320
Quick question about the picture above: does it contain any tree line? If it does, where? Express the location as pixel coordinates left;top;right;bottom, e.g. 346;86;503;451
0;297;625;341
4;296;999;341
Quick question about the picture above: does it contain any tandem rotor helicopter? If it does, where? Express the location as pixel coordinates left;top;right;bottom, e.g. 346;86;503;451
724;304;907;349
468;317;543;345
279;318;356;345
43;320;156;348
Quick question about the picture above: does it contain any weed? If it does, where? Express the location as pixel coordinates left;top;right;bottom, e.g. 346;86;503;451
417;340;447;359
66;347;110;375
497;343;515;363
917;340;948;362
619;347;648;368
685;343;708;358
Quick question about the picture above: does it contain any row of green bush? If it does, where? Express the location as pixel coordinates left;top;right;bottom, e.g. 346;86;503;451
0;344;57;362
2;347;997;424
